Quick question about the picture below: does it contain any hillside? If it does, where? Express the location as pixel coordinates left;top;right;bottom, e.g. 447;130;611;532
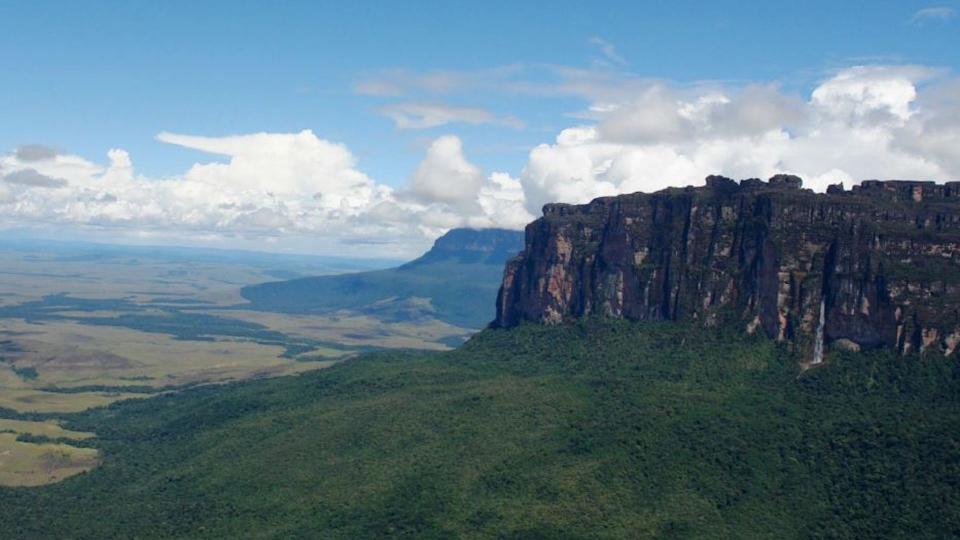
242;228;524;329
2;319;958;538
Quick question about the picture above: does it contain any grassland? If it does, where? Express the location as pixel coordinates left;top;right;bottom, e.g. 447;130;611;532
0;419;93;440
0;433;99;487
0;320;957;538
0;420;97;487
0;388;144;414
0;319;318;390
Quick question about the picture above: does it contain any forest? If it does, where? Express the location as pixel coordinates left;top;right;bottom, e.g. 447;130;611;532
1;319;958;538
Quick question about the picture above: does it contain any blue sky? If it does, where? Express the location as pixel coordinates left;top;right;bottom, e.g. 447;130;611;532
0;1;958;256
3;0;956;181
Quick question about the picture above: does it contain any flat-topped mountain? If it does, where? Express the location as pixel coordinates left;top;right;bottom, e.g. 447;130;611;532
242;228;524;329
401;228;524;267
495;175;960;360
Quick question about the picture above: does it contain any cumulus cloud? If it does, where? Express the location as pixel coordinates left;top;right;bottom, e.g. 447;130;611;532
515;65;960;212
0;130;399;253
810;65;935;125
0;130;533;256
404;135;534;233
410;135;484;204
380;102;523;129
474;172;532;230
155;130;383;214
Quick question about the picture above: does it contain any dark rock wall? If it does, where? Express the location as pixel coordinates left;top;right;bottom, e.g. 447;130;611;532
494;176;960;358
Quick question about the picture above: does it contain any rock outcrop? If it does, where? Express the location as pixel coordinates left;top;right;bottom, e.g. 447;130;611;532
494;176;960;359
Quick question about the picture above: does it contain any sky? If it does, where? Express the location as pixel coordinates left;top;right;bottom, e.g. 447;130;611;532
0;0;958;258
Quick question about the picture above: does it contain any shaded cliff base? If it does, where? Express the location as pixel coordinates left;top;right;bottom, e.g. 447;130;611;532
496;175;960;362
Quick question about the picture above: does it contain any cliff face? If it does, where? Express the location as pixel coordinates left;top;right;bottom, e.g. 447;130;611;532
494;175;960;359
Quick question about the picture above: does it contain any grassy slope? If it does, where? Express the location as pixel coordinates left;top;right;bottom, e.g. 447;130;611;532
2;320;959;539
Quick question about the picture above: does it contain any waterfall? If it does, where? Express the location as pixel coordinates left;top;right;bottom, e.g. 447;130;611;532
812;297;826;364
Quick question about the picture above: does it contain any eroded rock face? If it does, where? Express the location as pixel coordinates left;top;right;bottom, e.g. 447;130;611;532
494;176;960;358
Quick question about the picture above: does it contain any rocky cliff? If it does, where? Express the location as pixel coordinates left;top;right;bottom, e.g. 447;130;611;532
494;175;960;360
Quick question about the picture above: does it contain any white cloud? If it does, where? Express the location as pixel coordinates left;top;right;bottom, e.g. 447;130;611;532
909;6;956;25
0;130;402;254
474;172;532;230
380;102;523;129
155;130;379;207
410;135;484;204
810;65;934;125
0;130;534;257
515;65;960;212
406;135;535;230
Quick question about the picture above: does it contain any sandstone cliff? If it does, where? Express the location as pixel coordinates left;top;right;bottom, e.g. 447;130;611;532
494;175;960;359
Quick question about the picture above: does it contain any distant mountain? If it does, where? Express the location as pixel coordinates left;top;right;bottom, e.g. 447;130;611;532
241;228;524;329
